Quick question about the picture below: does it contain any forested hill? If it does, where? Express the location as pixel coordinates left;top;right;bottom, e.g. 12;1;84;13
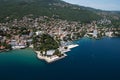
0;0;120;23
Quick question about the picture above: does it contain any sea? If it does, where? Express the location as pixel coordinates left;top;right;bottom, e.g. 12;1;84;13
0;37;120;80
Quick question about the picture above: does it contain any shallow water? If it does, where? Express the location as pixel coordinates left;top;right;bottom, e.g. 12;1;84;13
0;37;120;80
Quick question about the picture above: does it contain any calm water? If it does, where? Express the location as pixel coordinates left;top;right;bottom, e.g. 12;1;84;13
0;37;120;80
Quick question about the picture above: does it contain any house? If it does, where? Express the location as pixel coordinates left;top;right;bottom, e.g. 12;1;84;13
45;50;55;56
36;31;44;35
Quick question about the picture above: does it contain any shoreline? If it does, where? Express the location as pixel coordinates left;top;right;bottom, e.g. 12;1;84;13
0;49;11;53
0;42;79;63
35;44;79;63
35;51;67;63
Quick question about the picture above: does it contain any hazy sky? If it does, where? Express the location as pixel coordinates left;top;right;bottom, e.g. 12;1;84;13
63;0;120;11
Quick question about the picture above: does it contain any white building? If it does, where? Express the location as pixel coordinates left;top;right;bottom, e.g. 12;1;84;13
93;30;98;38
105;32;113;37
36;31;44;35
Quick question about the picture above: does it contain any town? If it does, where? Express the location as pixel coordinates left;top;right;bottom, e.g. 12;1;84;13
0;15;120;62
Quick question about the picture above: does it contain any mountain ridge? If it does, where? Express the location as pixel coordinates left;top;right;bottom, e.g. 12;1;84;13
0;0;120;24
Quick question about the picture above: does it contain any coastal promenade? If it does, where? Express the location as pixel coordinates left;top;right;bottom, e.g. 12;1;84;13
35;51;67;63
35;44;79;63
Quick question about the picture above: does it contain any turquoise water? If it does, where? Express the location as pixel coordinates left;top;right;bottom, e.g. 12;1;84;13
0;48;45;66
0;37;120;80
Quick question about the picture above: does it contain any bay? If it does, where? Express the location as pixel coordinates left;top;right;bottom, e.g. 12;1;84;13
0;37;120;80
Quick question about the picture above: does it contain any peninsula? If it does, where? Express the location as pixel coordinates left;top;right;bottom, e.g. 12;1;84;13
0;0;120;63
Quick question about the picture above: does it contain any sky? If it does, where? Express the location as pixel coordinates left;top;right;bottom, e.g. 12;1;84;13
63;0;120;11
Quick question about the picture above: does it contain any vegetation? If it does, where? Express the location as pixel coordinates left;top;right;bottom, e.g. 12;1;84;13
53;49;63;57
0;0;120;26
0;0;102;23
33;34;59;51
0;41;12;50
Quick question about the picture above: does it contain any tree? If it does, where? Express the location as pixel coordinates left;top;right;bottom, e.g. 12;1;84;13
33;34;59;51
53;49;62;57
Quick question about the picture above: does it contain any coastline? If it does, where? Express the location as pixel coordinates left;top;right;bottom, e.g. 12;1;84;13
0;42;79;63
34;44;79;63
35;51;67;63
0;49;11;53
0;37;120;80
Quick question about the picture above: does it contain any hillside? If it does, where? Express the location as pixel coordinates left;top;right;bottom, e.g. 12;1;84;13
0;0;120;24
0;0;102;22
